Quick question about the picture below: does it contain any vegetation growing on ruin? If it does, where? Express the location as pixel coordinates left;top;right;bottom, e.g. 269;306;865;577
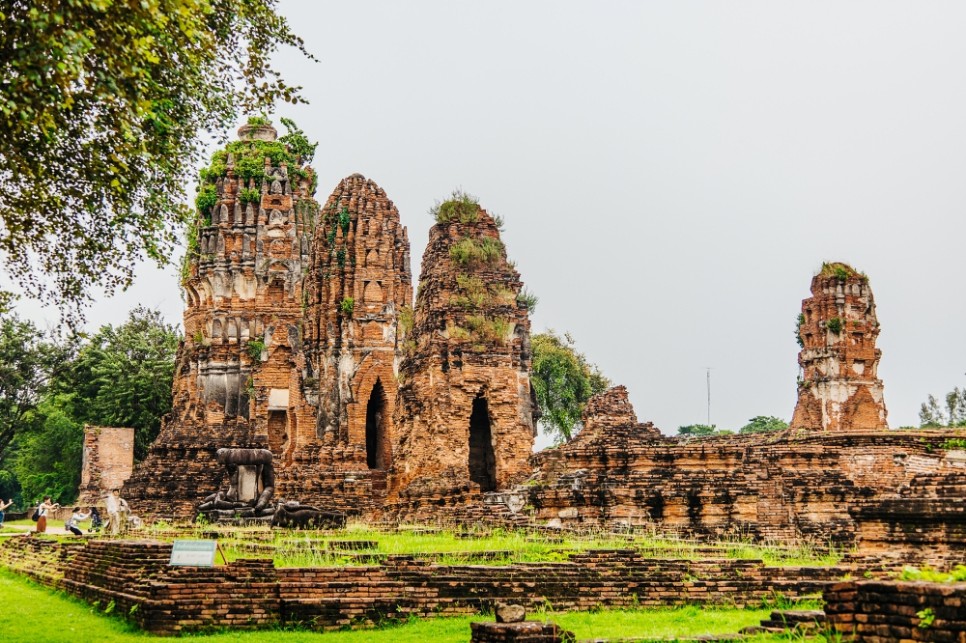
247;339;266;361
795;313;805;348
340;297;355;315
819;262;868;284
247;115;272;126
449;236;504;267
238;187;261;205
826;317;843;334
449;275;515;310
194;184;219;214
430;190;480;224
398;306;415;335
516;288;539;312
531;331;610;443
898;564;966;583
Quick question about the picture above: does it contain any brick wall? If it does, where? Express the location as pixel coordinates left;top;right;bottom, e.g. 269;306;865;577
824;580;966;641
0;538;843;635
78;426;135;506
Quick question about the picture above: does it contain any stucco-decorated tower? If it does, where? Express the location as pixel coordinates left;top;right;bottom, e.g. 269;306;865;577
125;121;320;514
790;262;888;431
391;193;537;500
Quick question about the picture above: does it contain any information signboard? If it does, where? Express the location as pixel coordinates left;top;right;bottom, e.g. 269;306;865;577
169;540;217;567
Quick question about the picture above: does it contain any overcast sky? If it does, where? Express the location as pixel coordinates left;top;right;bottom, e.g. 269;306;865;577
11;1;966;442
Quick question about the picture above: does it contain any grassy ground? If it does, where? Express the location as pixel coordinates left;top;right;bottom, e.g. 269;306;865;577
0;569;821;642
212;523;843;568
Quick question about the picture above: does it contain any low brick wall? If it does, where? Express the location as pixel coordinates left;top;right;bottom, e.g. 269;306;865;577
824;580;966;641
1;538;841;635
471;621;575;642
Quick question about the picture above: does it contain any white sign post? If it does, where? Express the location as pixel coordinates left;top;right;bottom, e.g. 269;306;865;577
169;540;218;567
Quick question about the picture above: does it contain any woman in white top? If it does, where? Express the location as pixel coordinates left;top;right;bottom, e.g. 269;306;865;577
34;496;59;533
65;507;90;536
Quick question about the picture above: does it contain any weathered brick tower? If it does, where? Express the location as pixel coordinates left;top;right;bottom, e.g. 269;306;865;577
391;195;537;499
299;174;412;492
125;121;320;514
790;262;888;431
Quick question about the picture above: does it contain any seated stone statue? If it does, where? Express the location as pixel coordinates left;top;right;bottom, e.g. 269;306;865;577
196;448;276;521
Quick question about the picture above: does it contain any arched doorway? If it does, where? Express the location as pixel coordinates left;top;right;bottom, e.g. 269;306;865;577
365;379;388;470
468;395;496;492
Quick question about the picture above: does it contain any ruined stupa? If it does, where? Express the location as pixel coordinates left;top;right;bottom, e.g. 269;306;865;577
789;262;888;431
390;194;537;498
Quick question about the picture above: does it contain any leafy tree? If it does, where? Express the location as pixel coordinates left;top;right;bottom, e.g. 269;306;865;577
531;331;610;443
61;307;180;459
0;0;314;321
11;393;85;505
0;314;69;463
738;415;789;434
677;424;716;437
920;386;966;428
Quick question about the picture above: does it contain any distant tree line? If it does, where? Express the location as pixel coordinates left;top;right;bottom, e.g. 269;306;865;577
677;416;789;437
0;307;179;507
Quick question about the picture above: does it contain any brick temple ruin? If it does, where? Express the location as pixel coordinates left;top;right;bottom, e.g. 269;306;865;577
121;125;966;559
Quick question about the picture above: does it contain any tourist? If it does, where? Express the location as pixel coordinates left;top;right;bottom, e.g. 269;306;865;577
104;489;119;535
88;506;103;532
34;496;59;533
0;498;12;526
105;488;131;535
65;507;90;536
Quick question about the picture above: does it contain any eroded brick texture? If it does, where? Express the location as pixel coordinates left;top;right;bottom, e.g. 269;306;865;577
297;175;412;492
390;205;536;502
790;263;888;432
78;426;135;505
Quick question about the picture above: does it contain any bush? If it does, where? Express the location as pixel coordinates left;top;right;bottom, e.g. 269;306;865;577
826;317;843;334
195;184;218;214
340;297;354;315
247;339;265;361
238;187;261;204
431;189;480;224
450;236;504;267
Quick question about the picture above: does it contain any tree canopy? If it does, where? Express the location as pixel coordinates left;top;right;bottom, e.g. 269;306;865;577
920;385;966;428
0;306;179;505
738;416;788;434
530;331;610;443
0;0;314;322
0;314;69;464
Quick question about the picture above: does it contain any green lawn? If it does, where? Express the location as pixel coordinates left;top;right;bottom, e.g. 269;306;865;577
0;569;819;642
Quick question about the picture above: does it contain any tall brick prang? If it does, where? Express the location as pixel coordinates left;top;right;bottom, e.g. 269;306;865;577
790;262;888;432
390;193;537;499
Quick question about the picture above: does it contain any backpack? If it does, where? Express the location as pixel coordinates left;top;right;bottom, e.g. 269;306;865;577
31;507;40;522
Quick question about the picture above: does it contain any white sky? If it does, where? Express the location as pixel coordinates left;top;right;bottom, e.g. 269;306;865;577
11;1;966;441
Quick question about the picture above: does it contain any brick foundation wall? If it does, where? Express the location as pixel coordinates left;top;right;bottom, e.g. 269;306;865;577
824;580;966;641
1;538;844;635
